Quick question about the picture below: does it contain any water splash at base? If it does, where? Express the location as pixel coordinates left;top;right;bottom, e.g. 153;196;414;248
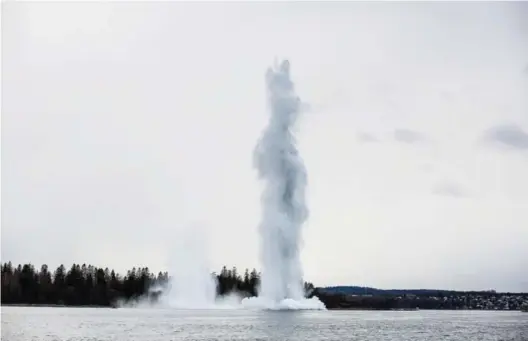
241;296;326;310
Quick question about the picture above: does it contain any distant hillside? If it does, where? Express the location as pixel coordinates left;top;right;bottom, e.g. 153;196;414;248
312;286;528;310
320;286;503;296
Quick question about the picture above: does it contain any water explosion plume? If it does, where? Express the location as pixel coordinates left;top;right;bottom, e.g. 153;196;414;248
126;60;324;311
246;60;325;310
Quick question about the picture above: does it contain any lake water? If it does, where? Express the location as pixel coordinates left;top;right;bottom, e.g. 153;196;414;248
2;306;527;341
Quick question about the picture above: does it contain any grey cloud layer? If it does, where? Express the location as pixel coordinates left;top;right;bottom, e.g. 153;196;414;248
393;129;427;144
432;181;470;198
484;124;528;150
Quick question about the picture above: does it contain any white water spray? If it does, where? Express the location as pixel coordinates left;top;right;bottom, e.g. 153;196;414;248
118;224;221;309
160;224;218;308
127;60;324;311
242;60;325;310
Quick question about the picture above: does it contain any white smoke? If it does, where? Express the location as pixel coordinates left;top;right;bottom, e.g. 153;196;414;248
241;60;325;310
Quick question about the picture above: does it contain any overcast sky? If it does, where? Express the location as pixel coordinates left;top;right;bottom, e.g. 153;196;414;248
2;2;528;292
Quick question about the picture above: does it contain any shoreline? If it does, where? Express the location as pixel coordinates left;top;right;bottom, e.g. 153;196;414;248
2;304;525;312
1;304;112;309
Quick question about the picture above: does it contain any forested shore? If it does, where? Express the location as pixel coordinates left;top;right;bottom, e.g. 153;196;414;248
2;262;527;310
1;262;269;307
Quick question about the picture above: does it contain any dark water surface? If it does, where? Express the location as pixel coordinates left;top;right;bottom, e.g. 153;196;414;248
2;306;527;341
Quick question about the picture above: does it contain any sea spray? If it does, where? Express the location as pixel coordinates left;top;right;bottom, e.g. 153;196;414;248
242;60;325;310
159;223;218;309
155;224;247;309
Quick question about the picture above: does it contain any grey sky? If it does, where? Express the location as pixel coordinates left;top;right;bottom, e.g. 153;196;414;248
2;2;528;292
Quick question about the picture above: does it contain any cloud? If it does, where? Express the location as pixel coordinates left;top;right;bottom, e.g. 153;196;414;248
356;132;379;143
483;124;528;150
432;181;470;198
393;129;427;144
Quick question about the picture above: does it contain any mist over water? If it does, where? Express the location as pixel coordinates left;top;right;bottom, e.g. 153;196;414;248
160;224;218;309
118;224;224;309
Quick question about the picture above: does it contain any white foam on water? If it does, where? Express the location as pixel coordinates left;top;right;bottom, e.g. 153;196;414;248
241;296;326;311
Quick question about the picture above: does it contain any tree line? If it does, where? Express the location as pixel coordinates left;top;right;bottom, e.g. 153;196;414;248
6;261;523;310
1;262;314;307
1;262;166;306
